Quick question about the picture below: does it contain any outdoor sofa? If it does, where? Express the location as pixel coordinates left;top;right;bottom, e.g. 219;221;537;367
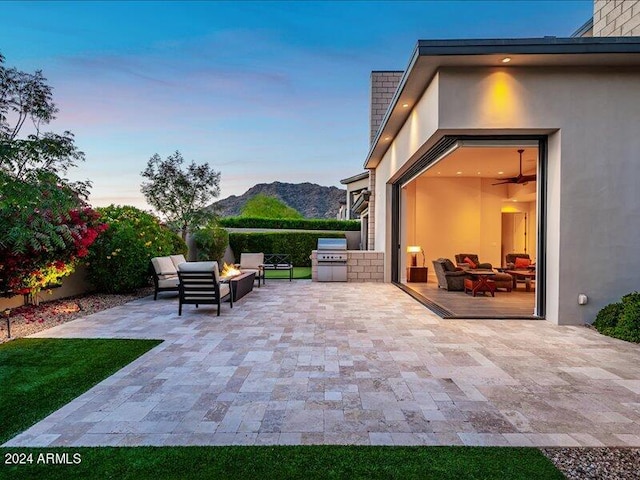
150;254;187;300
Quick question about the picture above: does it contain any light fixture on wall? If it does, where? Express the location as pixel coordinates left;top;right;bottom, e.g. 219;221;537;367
407;245;424;267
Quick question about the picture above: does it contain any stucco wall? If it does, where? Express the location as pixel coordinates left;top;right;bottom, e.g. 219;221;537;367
374;73;440;273
374;66;640;325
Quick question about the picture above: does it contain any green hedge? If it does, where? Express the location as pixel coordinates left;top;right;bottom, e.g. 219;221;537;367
220;216;360;231
593;291;640;343
229;232;345;267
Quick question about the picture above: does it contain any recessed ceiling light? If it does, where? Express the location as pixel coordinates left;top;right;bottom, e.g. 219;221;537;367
456;171;462;175
477;171;481;175
437;172;441;175
384;136;391;141
498;171;504;175
513;199;518;202
402;103;409;108
502;57;512;63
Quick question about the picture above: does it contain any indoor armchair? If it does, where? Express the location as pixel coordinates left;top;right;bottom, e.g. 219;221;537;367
432;258;469;291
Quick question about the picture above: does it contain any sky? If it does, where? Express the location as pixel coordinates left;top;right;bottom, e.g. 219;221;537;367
1;0;592;211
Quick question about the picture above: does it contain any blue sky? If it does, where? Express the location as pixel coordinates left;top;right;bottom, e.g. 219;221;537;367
1;0;592;210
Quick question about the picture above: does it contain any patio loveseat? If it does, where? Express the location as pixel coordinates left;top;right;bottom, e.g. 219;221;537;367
150;254;186;300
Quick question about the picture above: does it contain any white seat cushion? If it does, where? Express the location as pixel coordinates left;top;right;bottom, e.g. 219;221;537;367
170;254;187;269
158;276;179;288
151;256;178;276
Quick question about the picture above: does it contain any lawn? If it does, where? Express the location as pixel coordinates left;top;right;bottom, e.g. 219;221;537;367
264;266;311;280
0;445;563;479
0;338;162;444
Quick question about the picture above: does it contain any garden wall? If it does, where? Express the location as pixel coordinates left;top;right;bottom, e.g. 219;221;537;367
0;266;93;310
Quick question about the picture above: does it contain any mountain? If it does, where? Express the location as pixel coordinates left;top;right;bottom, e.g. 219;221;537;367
211;182;346;219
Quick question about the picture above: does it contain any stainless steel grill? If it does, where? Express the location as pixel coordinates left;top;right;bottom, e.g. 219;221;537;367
317;238;347;282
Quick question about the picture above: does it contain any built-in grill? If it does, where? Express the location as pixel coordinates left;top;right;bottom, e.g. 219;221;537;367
317;238;348;282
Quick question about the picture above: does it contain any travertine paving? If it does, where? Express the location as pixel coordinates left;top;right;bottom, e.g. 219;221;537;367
6;281;640;447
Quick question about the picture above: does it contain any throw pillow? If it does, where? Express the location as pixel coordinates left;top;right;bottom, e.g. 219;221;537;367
463;256;477;269
514;257;531;269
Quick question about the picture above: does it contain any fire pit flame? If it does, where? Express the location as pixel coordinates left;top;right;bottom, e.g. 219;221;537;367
221;262;242;277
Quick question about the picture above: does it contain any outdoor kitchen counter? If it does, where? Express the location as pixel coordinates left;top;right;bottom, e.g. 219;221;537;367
310;250;384;282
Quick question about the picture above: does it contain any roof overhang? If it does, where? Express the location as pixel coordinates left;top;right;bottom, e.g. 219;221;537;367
365;37;640;169
340;171;369;185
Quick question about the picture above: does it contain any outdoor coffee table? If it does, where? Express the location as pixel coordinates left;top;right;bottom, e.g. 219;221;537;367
505;269;536;292
464;269;496;297
221;271;256;301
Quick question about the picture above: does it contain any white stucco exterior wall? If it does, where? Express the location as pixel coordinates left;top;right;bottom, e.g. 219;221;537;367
374;73;440;278
373;66;640;325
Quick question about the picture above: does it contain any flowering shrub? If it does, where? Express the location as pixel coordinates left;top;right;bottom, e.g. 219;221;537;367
0;172;106;299
86;205;187;293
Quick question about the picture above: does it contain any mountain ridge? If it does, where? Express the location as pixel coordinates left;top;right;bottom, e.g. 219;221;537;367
211;181;345;219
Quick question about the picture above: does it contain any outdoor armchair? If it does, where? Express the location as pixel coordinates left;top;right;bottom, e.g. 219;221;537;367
236;253;265;287
177;261;232;316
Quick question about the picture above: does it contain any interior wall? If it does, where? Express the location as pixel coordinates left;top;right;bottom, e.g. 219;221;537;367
501;201;537;265
407;176;506;279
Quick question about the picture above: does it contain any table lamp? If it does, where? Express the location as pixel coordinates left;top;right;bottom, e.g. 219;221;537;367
407;246;422;267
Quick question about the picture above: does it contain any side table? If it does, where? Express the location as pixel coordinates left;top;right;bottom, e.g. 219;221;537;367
407;266;428;282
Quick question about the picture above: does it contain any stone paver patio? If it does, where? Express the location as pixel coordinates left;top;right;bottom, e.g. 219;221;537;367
5;281;640;447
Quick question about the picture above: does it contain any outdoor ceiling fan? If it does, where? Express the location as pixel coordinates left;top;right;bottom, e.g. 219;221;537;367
492;149;537;186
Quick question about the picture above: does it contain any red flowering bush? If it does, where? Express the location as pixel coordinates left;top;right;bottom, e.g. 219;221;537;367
0;172;106;299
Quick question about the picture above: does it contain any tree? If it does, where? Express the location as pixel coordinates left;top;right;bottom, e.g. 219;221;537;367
140;151;221;240
240;194;303;219
0;52;102;300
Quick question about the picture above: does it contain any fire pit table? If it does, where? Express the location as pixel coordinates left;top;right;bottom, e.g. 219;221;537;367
222;271;256;302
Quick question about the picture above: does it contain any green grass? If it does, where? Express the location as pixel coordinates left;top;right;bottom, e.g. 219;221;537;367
0;338;162;444
0;446;563;479
264;266;311;280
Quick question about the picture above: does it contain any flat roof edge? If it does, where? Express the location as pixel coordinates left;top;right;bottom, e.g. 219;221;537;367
417;37;640;56
340;172;369;184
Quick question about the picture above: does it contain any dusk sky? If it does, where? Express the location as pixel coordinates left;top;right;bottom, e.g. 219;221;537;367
1;1;592;211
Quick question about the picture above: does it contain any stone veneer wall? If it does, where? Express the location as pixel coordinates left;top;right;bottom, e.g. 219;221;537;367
370;71;403;145
593;0;640;36
311;251;384;282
